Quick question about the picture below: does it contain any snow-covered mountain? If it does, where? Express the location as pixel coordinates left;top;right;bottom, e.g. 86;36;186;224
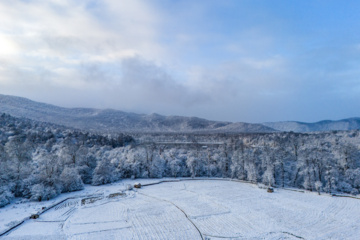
1;94;359;133
263;118;360;132
0;94;274;133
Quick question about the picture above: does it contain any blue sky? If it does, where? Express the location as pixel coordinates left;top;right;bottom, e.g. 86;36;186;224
1;0;360;123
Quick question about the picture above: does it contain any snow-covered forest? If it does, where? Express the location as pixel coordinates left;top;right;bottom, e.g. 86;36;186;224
1;113;360;208
0;114;134;207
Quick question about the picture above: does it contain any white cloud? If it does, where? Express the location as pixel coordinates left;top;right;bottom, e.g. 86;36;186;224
0;0;170;96
0;0;164;64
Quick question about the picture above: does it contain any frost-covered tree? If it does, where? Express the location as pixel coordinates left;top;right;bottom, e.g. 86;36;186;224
27;150;63;200
5;135;34;197
230;150;241;179
263;164;275;187
30;183;58;202
60;167;84;192
0;186;13;208
186;155;205;178
0;144;10;185
169;158;182;178
92;158;118;186
149;155;166;178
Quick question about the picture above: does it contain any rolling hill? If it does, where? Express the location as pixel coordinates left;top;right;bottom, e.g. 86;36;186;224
0;94;275;133
1;94;359;133
263;118;360;132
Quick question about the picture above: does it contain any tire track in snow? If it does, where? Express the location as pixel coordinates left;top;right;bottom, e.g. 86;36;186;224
138;192;204;240
138;179;306;239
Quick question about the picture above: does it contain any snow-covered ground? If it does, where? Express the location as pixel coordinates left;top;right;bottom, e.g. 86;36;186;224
1;179;359;239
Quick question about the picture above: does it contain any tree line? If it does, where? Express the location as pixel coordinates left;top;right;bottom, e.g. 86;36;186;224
1;113;360;208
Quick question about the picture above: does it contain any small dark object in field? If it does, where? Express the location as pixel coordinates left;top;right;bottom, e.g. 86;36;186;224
81;196;103;206
267;187;274;193
30;214;39;219
42;207;46;210
108;192;126;198
134;183;142;188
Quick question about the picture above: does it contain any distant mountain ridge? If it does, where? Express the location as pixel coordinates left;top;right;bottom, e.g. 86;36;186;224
1;94;359;133
263;118;360;132
0;94;275;133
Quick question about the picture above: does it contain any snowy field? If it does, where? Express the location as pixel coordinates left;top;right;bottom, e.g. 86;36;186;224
1;179;360;240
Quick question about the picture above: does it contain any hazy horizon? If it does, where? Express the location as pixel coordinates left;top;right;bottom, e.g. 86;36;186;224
2;93;359;125
1;1;360;123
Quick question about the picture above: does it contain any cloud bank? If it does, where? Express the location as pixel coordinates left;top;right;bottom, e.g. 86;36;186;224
1;0;360;122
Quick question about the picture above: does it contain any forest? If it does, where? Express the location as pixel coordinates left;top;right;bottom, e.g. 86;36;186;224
1;113;360;208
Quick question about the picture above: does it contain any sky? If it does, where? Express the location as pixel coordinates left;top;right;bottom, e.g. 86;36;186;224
1;0;360;123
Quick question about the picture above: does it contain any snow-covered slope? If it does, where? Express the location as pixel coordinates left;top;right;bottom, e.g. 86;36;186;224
263;118;360;132
2;94;359;133
2;179;359;240
0;94;275;133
